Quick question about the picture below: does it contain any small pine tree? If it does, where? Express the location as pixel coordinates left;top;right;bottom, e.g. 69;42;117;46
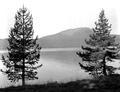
77;10;120;77
1;7;42;86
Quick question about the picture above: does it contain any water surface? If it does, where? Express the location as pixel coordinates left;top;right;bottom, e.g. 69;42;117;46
0;48;90;87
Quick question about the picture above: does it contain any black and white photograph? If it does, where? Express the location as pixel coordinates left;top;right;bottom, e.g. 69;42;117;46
0;0;120;92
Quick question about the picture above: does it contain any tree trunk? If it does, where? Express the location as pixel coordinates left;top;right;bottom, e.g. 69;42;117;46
22;7;25;87
22;58;25;86
103;55;107;76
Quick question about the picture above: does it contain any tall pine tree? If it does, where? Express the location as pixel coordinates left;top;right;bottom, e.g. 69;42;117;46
1;7;42;86
77;10;120;77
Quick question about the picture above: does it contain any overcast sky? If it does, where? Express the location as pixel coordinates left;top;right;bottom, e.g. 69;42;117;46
0;0;119;39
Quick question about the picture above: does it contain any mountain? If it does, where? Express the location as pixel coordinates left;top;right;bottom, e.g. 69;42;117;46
0;39;8;50
38;27;92;48
0;27;119;49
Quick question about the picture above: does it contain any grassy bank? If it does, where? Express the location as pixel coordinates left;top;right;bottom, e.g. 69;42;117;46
0;74;120;92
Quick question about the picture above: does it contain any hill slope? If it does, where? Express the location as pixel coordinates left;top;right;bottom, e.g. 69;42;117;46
38;27;92;48
0;27;119;49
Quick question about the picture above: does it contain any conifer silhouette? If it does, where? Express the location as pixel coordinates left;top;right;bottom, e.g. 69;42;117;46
1;7;42;86
77;10;120;77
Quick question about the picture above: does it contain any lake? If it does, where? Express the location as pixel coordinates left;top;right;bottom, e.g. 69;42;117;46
0;48;91;87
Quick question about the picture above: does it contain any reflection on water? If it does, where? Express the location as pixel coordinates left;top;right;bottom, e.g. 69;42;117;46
0;48;90;88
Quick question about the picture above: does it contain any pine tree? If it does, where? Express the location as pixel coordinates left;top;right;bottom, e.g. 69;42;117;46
76;10;120;77
1;7;42;86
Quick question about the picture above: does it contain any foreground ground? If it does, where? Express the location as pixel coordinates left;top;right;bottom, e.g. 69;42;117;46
0;74;120;92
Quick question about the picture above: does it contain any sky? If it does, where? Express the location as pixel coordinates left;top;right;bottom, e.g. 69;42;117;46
0;0;120;39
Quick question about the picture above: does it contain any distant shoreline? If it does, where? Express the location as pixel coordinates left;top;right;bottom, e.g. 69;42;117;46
0;48;81;53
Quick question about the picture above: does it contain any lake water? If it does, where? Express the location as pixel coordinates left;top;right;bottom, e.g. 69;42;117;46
0;48;119;88
0;48;91;87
